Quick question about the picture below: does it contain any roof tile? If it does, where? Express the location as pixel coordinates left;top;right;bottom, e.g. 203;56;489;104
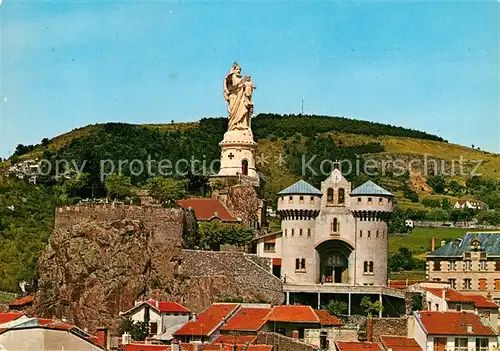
350;181;392;196
379;336;422;351
335;342;382;351
220;308;271;332
174;304;239;337
266;305;319;323
416;311;497;336
177;199;238;222
277;180;322;196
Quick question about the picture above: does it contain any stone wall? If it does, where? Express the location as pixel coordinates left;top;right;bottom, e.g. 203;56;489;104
180;250;283;305
36;204;282;333
372;317;408;339
304;327;358;346
255;332;315;351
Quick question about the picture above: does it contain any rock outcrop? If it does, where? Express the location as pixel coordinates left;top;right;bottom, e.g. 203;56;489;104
35;205;282;333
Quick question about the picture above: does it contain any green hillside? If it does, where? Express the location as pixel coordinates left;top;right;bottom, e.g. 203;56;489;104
1;113;499;292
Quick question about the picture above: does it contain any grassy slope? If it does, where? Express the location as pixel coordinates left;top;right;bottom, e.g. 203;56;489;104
388;226;469;254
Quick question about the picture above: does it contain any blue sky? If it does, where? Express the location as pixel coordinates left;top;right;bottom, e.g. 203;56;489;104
0;1;498;158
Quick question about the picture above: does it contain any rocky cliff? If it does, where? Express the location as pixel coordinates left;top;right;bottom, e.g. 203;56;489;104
35;205;282;333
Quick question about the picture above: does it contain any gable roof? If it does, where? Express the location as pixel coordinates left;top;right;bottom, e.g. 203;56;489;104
465;295;499;309
313;310;343;326
428;232;500;257
121;343;171;351
177;198;239;222
350;181;392;196
277;180;322;196
335;342;382;351
379;336;422;351
122;300;190;316
425;288;474;303
266;305;319;323
8;295;34;307
415;311;497;336
0;313;24;324
174;303;239;337
220;307;271;332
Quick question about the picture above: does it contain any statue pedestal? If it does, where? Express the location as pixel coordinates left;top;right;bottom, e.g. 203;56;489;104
217;130;259;186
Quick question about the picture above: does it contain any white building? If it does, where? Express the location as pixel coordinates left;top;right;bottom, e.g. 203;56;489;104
413;311;498;351
120;300;191;340
453;200;488;210
257;169;393;287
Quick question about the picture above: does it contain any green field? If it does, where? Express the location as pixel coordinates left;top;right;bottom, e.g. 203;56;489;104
388;226;469;254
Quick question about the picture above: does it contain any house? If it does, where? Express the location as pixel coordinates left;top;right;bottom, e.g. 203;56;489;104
8;295;34;311
413;311;498;351
335;341;382;351
378;336;422;351
263;305;322;339
426;232;500;301
173;303;240;343
454;199;488;210
466;294;500;331
120;300;191;340
0;314;104;350
176;198;240;223
424;287;476;312
219;307;271;336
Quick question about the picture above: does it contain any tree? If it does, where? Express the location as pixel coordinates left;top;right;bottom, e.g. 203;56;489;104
360;296;383;316
119;317;149;341
104;174;133;200
198;221;253;250
427;175;446;194
147;177;187;204
388;247;415;272
41;138;50;147
326;299;348;316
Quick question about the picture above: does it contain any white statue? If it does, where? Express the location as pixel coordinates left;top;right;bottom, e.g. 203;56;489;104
223;62;256;132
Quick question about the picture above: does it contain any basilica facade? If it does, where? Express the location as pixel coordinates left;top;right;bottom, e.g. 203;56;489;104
256;169;394;287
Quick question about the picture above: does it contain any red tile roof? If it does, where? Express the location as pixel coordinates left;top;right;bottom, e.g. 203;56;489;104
426;288;474;303
313;310;343;326
177;199;239;222
416;311;497;336
388;280;422;289
464;295;499;309
221;345;272;351
379;336;422;351
266;305;319;323
121;344;171;351
145;300;191;313
335;342;382;351
213;335;257;345
8;295;34;307
0;313;24;324
174;304;239;336
37;318;74;330
220;308;271;332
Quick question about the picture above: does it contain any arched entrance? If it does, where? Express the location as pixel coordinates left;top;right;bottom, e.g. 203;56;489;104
241;159;248;176
315;239;353;284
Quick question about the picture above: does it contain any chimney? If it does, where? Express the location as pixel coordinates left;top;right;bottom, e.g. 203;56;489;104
467;324;473;334
172;339;181;351
487;293;493;301
431;237;436;251
122;332;131;345
366;316;373;343
292;330;299;339
95;327;108;349
441;240;446;247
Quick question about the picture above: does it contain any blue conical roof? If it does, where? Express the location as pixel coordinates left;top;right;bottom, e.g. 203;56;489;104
351;180;393;196
277;180;322;196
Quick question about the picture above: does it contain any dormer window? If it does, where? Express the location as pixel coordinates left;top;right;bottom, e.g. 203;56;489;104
471;239;482;251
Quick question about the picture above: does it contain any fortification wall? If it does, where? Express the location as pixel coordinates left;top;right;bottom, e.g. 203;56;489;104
180;250;283;305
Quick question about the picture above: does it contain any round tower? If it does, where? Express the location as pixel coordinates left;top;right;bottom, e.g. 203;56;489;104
277;180;321;284
349;181;394;286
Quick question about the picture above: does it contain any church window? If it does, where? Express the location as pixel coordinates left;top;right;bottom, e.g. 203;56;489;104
332;218;339;233
295;259;300;270
327;188;334;203
363;261;368;273
338;188;345;204
301;259;306;270
369;261;374;273
241;160;248;176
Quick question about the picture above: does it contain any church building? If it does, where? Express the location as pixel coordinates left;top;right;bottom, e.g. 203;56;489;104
256;168;394;288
